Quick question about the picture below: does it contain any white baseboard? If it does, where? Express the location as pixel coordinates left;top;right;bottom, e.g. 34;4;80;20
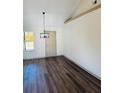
63;55;101;80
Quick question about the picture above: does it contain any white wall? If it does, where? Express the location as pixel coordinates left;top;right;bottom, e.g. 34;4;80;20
23;6;101;79
63;8;101;79
23;27;63;59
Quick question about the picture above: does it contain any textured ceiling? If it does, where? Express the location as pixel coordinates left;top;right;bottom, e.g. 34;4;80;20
24;0;80;30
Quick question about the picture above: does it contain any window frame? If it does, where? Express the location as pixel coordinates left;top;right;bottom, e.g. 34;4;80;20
24;32;34;51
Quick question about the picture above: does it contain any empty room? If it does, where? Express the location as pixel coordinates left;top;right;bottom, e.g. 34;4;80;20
23;0;101;93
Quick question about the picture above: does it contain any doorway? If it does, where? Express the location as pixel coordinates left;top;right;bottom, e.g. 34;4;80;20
45;31;57;57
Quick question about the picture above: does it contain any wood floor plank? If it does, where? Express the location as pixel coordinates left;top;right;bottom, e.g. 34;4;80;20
23;56;101;93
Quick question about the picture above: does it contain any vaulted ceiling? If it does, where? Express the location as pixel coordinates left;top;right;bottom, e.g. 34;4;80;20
24;0;81;30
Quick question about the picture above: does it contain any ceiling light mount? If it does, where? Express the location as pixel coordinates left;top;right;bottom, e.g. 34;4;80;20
43;12;45;14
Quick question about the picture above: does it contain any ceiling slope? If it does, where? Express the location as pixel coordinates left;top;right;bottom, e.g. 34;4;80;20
24;0;80;30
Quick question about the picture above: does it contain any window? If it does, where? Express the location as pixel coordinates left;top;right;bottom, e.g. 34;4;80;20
24;32;34;51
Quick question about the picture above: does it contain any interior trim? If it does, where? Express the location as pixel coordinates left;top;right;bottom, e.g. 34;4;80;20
64;4;101;24
63;56;101;80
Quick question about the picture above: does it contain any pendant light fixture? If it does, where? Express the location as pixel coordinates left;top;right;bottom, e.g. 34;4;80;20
40;12;49;38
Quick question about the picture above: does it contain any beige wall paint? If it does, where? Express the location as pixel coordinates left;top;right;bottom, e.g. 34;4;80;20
63;8;101;79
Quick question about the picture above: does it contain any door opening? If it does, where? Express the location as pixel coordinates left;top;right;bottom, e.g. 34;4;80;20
45;31;57;57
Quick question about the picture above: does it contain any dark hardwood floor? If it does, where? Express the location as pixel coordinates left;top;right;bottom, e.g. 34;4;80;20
23;56;101;93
